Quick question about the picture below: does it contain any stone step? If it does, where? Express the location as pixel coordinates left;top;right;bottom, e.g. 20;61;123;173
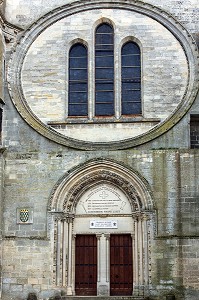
61;297;148;300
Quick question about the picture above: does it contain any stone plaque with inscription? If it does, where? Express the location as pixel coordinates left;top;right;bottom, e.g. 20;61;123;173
76;184;131;215
90;220;118;229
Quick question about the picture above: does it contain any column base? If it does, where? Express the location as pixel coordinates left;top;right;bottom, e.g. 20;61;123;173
97;283;109;296
66;286;73;295
133;285;145;297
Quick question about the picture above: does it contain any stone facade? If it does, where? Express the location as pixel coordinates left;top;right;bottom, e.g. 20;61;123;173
0;0;199;300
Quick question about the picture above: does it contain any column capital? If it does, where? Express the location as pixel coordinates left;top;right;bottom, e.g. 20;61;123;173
66;213;75;223
96;233;102;240
132;212;150;222
104;233;110;240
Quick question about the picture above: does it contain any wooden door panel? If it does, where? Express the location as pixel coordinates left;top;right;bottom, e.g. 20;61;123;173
75;235;97;296
110;234;133;296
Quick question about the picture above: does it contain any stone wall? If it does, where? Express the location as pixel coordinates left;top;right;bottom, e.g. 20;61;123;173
0;150;4;299
1;0;199;299
2;148;199;299
4;0;199;34
0;24;5;300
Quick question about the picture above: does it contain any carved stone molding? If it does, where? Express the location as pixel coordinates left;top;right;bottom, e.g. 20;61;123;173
0;11;23;45
63;170;142;213
48;158;155;215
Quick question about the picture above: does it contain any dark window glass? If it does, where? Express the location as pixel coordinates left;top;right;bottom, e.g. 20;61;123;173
121;42;141;115
190;115;199;149
95;23;114;116
0;108;2;143
68;43;88;116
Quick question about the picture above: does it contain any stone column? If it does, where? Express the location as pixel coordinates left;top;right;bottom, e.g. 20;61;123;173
138;215;144;286
133;212;150;296
56;217;62;286
97;234;109;296
62;218;68;287
72;234;76;295
143;215;149;291
66;215;74;295
133;217;139;296
131;233;135;293
105;234;110;285
96;234;101;283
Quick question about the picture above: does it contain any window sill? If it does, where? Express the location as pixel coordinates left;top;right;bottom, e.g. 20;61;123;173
48;116;161;126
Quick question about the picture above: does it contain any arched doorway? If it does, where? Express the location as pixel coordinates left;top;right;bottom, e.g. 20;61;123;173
74;182;134;296
48;159;156;297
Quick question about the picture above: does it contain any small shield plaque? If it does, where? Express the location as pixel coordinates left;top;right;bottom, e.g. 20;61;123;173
19;209;29;223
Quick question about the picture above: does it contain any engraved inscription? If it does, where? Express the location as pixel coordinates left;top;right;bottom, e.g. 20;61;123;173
90;220;117;229
76;184;131;215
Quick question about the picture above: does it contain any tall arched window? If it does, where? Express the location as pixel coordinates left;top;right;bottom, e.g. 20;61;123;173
95;23;114;116
121;42;141;115
68;43;88;116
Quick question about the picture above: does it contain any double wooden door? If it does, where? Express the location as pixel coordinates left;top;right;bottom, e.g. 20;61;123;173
75;234;133;296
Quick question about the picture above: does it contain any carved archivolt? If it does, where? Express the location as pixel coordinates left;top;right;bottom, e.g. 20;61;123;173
48;159;155;214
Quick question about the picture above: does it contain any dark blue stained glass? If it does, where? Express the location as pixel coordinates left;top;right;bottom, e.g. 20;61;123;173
96;23;113;33
69;69;87;80
69;82;87;92
96;35;113;46
95;55;114;67
96;50;114;57
68;43;88;117
0;108;2;136
122;42;140;55
122;102;141;115
122;82;141;90
70;57;87;68
121;42;141;115
122;90;141;100
95;82;113;91
122;54;140;66
69;92;87;103
95;68;114;80
68;104;88;116
122;67;141;78
95;103;114;116
70;44;87;56
95;23;114;116
96;91;114;103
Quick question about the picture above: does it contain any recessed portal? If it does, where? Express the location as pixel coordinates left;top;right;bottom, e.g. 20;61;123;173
51;160;154;296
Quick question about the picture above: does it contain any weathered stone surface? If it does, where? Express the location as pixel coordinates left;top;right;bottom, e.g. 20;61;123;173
0;1;199;300
4;0;199;34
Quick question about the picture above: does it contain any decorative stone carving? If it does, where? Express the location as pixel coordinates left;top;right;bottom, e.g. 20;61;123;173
63;170;141;213
48;158;155;213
